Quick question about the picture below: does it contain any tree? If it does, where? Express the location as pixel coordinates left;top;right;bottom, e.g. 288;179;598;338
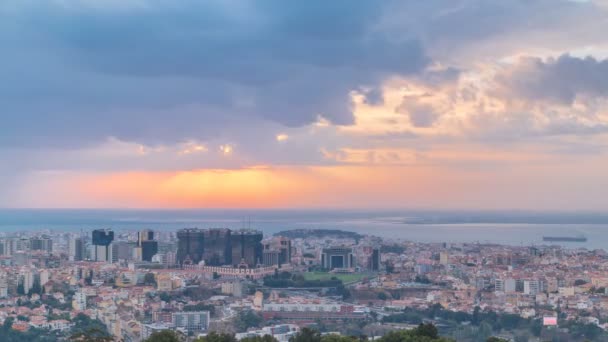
241;336;278;342
144;330;181;342
289;327;322;342
415;323;439;339
194;332;237;342
3;317;13;332
17;283;25;295
70;330;113;342
144;273;157;286
486;337;509;342
320;335;358;342
378;327;453;342
29;278;42;296
70;313;112;342
234;310;263;332
159;292;171;302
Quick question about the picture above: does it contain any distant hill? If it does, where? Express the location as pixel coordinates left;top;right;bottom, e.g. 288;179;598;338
274;229;362;240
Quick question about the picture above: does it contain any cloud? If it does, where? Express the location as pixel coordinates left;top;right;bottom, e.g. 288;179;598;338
494;54;608;104
275;134;289;142
395;97;441;128
0;0;429;147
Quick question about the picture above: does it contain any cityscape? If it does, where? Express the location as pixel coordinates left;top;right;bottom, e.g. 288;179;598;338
0;224;603;341
2;0;608;341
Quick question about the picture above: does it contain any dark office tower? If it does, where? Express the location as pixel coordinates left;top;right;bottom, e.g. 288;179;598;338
177;229;205;265
92;229;114;262
92;229;114;246
138;229;154;243
370;248;380;271
203;228;232;266
277;237;291;265
137;229;158;262
231;230;263;267
30;236;53;253
141;240;158;262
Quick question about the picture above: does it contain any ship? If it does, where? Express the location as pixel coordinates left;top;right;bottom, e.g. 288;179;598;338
542;235;587;242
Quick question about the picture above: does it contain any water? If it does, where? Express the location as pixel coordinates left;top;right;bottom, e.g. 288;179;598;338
0;209;607;250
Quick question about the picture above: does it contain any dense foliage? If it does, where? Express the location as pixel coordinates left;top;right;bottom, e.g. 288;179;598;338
289;325;452;342
234;310;264;332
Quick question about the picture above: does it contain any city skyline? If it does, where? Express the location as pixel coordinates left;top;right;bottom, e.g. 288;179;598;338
2;1;608;210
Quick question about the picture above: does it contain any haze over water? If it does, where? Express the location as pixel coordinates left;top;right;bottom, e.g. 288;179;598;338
2;209;607;250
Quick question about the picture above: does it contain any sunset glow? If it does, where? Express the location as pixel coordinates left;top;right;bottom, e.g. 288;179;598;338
1;1;608;210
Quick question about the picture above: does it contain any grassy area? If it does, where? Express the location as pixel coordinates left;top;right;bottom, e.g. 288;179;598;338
302;271;367;283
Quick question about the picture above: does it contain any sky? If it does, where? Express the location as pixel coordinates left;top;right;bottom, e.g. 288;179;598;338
2;0;608;210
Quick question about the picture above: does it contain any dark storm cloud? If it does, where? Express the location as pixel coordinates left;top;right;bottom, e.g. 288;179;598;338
494;54;608;104
0;0;429;147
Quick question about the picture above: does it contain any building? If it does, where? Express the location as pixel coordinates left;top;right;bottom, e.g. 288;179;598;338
262;303;367;322
439;251;449;265
263;237;292;266
68;237;84;261
30;236;53;253
39;269;50;288
137;230;158;262
495;278;516;293
21;270;34;294
371;248;381;271
231;229;263;267
112;241;135;262
263;250;281;267
202;228;232;266
221;281;244;297
177;228;262;267
142;324;172;340
524;280;541;295
156;273;173;291
235;324;299;342
92;229;114;262
321;247;354;270
141;241;158;262
138;229;154;242
177;229;206;265
172;311;210;333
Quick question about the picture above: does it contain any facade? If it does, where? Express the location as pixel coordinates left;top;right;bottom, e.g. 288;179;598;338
68;237;84;261
137;230;158;262
202;228;232;266
30;236;53;253
235;324;299;342
524;280;541;295
370;248;380;271
262;303;367;322
177;228;263;267
172;311;210;333
231;229;263;267
177;229;206;265
321;247;354;270
263;237;292;266
111;242;135;262
92;229;114;262
183;264;277;279
263;250;280;266
141;240;158;262
142;324;171;340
